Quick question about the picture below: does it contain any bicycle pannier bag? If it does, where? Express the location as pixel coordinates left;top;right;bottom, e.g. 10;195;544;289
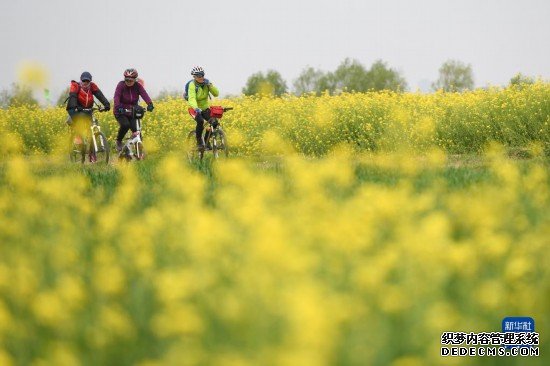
210;106;224;118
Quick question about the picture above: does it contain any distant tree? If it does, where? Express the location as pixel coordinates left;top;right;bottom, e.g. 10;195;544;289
0;83;39;108
293;66;325;95
509;73;534;86
316;72;337;94
0;89;9;109
242;70;287;96
56;86;71;106
295;58;408;95
432;60;474;92
332;58;370;93
156;89;182;101
365;60;408;91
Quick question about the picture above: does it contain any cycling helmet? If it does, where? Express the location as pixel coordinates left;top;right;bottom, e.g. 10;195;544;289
80;71;92;81
124;68;138;78
190;66;205;77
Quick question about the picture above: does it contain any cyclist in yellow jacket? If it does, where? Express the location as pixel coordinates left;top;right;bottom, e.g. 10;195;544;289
186;66;219;150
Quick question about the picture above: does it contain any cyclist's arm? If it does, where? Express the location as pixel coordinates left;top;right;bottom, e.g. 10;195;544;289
208;83;219;97
137;82;153;105
113;81;123;113
92;84;110;108
188;81;199;109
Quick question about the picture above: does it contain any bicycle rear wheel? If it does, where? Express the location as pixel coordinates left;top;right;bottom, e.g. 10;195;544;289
186;130;204;162
119;144;132;162
93;132;110;164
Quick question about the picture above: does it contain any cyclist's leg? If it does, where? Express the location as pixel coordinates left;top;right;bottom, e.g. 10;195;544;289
70;112;89;139
67;113;78;143
128;117;141;140
116;115;131;148
195;112;205;146
203;109;212;146
129;117;137;133
82;113;94;154
191;108;212;146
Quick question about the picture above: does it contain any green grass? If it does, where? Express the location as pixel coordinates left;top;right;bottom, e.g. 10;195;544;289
2;153;544;204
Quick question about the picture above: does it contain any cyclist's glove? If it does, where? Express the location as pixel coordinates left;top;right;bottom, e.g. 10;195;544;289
203;79;210;86
194;108;202;115
147;103;154;112
76;106;83;112
103;104;111;112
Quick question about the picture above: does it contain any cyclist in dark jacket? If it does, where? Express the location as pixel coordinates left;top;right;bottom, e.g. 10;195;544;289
113;68;154;152
67;71;110;114
66;71;110;162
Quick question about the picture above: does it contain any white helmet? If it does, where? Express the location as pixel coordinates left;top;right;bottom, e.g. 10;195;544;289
190;66;205;77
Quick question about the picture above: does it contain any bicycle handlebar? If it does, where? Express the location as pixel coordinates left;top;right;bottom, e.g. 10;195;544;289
81;107;106;113
123;108;147;117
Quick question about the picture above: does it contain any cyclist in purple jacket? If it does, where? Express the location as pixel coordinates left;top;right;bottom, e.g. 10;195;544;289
113;68;154;152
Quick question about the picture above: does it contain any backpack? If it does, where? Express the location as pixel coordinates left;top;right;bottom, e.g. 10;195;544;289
183;80;199;101
62;81;79;105
64;81;96;107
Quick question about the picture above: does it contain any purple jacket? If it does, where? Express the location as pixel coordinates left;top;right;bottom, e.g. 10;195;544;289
113;81;152;116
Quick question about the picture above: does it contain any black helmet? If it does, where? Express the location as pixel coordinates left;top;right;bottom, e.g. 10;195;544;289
80;71;92;81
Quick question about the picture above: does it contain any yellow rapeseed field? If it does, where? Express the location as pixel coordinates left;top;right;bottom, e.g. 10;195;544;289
1;82;548;156
0;84;548;365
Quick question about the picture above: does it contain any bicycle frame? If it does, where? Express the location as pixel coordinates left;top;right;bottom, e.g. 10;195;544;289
187;106;232;161
69;105;109;163
119;106;146;161
89;116;107;152
125;118;141;146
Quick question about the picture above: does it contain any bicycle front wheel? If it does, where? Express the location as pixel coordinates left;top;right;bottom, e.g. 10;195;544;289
212;130;228;158
136;141;145;160
70;135;86;164
93;132;110;164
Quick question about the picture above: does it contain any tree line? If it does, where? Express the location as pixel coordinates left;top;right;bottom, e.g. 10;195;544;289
244;58;409;97
0;59;539;108
242;59;534;97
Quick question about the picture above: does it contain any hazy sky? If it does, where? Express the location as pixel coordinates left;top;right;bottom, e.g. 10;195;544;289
1;0;549;101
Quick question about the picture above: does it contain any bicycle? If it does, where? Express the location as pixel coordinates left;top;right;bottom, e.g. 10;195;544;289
186;106;233;161
119;105;147;161
68;105;110;164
